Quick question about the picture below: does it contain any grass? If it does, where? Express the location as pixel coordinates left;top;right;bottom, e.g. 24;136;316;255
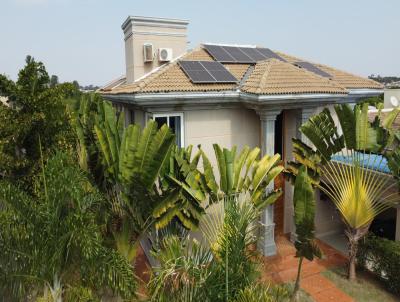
322;267;400;302
282;283;314;302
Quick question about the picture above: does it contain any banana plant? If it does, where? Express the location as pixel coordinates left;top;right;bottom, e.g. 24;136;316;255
153;145;206;230
72;95;207;242
200;144;284;210
291;166;321;301
287;103;400;280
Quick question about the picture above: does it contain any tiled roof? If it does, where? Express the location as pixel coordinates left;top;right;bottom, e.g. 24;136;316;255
277;52;383;90
103;46;383;96
241;59;347;95
107;48;238;94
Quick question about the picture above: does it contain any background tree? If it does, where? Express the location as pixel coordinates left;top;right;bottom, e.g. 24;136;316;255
0;56;77;186
50;74;59;87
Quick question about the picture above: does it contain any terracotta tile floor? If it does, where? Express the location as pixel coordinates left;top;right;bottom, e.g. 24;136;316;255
262;236;353;302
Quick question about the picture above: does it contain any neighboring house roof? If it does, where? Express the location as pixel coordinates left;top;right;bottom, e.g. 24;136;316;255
102;45;383;96
369;109;400;130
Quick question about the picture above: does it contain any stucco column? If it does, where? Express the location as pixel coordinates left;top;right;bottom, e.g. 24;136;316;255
396;207;400;242
300;107;315;146
258;109;281;256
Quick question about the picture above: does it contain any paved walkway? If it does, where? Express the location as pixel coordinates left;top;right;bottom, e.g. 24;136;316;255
262;236;353;302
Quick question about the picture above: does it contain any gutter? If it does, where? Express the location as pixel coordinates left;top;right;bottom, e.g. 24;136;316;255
103;88;383;108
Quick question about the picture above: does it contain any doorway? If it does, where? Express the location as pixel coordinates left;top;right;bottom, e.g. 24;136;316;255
274;111;285;235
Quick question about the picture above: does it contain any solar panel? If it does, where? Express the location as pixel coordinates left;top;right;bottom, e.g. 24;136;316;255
294;61;332;78
255;48;287;62
179;61;216;83
222;46;255;63
203;44;236;63
179;60;237;83
200;61;238;82
239;47;268;61
202;44;287;64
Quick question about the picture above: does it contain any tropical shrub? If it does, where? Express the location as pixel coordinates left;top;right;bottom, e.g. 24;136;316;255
357;233;400;294
233;283;289;302
287;103;400;280
0;152;136;301
148;198;279;302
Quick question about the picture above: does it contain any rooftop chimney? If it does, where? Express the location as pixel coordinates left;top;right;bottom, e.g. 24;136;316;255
122;16;189;84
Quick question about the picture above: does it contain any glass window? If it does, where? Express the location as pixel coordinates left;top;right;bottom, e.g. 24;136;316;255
152;113;184;147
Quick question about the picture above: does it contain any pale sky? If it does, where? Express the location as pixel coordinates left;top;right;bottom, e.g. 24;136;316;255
1;0;399;86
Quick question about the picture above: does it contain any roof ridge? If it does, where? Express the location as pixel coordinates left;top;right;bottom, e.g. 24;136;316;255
256;59;276;94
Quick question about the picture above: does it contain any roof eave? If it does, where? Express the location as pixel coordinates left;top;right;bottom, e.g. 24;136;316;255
103;91;353;108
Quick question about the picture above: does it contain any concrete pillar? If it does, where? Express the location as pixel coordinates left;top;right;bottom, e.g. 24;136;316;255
300;107;315;146
258;109;281;256
396;207;400;242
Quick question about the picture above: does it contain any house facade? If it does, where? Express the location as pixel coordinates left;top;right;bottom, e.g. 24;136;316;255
101;16;384;256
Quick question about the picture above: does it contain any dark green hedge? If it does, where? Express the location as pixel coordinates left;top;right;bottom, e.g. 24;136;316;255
357;233;400;294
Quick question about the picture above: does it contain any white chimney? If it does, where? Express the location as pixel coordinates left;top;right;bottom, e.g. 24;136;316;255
122;16;189;84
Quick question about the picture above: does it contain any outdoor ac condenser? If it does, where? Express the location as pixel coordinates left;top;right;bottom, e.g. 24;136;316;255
158;48;173;62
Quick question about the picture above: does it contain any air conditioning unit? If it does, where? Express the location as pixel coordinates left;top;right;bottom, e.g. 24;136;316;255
143;43;154;62
159;48;173;62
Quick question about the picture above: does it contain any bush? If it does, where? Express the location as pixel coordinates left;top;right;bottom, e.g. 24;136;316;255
357;233;400;294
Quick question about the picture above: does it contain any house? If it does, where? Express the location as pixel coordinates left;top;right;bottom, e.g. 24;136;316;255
101;16;384;256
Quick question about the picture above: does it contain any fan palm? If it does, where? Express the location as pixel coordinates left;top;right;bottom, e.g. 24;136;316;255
0;152;136;300
288;103;400;280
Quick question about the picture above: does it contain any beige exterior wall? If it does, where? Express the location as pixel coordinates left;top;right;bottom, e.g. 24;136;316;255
184;107;260;167
122;17;188;83
384;88;400;109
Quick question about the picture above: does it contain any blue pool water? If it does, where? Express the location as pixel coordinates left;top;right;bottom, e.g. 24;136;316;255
331;152;390;174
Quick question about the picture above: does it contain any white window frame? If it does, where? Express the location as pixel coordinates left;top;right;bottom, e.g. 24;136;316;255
147;112;185;147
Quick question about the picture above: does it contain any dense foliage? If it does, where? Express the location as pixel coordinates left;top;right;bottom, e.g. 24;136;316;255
357;234;400;295
0;56;78;186
148;199;288;302
0;152;136;300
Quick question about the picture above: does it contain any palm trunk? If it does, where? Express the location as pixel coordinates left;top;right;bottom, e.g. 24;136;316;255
348;238;358;281
291;256;303;302
345;226;369;281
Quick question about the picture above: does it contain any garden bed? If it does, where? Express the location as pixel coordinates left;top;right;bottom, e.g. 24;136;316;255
322;267;399;302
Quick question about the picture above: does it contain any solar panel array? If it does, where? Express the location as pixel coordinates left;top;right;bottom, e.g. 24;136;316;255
203;44;287;63
294;61;332;78
179;60;238;83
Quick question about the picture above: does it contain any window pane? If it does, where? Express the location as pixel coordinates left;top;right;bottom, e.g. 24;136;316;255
154;116;167;129
169;116;181;147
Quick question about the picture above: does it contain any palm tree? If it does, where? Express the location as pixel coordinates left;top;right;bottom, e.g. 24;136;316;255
288;103;400;280
0;152;136;300
291;166;321;301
